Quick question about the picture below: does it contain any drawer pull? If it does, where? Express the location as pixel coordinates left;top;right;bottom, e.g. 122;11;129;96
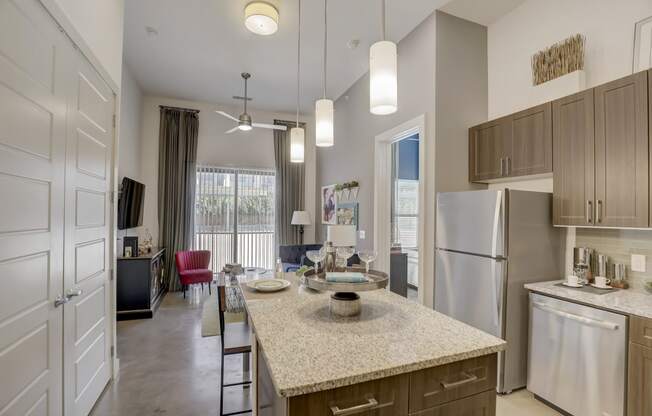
330;397;378;415
440;372;478;390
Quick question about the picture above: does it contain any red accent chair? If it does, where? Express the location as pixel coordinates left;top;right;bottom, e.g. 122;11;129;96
175;250;213;298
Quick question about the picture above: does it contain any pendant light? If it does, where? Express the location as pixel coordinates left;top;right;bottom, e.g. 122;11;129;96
369;0;397;115
315;0;334;147
290;0;305;163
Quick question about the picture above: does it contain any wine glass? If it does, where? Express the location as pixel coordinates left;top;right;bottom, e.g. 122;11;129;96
357;250;378;274
306;250;326;273
336;246;355;269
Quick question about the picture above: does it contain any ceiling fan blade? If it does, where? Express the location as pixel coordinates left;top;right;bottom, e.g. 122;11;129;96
252;122;287;131
225;126;240;134
216;110;239;122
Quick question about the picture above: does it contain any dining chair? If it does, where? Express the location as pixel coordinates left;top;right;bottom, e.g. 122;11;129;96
218;282;252;415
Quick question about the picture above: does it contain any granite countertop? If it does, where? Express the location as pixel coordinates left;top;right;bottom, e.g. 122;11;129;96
525;280;652;319
239;274;506;398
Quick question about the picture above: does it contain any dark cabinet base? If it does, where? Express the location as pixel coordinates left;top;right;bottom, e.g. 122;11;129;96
117;247;166;320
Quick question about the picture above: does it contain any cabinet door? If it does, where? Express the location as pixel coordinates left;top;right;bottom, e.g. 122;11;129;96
469;118;511;181
628;343;652;416
594;72;649;227
553;90;595;226
508;103;552;176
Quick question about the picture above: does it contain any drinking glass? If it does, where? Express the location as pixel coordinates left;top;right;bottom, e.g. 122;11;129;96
336;247;355;269
306;250;326;272
357;250;378;274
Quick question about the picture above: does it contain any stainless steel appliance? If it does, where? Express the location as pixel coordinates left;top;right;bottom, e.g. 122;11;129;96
435;189;562;393
528;293;627;416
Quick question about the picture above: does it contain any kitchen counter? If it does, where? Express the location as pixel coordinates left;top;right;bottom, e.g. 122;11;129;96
525;280;652;319
240;274;506;398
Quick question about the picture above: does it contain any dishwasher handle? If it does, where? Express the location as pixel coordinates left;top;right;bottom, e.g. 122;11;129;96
532;301;620;330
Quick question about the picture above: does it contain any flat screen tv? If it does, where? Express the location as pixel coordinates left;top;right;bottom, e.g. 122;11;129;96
118;177;145;230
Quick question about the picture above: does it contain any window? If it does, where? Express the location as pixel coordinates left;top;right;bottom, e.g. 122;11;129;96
195;166;275;272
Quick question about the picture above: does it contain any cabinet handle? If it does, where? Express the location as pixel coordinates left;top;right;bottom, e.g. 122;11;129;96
596;200;602;223
506;157;511;175
330;397;379;415
440;372;479;390
586;200;593;224
500;158;505;176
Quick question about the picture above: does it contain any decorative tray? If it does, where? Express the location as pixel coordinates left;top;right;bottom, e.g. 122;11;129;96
303;267;388;293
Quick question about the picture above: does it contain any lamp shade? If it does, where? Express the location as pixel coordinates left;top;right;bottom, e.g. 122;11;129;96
327;225;356;247
290;126;305;163
291;210;311;225
369;40;397;115
315;98;334;147
244;2;279;35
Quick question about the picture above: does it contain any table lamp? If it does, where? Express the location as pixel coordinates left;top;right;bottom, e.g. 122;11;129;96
291;210;311;241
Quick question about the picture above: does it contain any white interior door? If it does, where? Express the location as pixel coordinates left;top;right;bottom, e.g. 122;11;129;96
0;0;69;414
62;53;114;416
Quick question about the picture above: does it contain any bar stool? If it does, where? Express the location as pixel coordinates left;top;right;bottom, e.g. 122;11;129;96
218;284;252;416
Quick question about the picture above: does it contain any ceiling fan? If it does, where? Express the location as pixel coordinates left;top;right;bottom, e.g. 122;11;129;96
215;72;287;134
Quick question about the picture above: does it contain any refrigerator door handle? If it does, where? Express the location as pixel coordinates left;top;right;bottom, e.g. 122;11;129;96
531;301;620;330
490;190;503;258
490;260;501;328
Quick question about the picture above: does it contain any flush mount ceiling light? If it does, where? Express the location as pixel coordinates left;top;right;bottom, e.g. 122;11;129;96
315;0;334;147
244;2;279;36
369;0;397;115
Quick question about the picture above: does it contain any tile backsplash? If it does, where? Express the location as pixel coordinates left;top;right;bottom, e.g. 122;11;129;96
575;228;652;290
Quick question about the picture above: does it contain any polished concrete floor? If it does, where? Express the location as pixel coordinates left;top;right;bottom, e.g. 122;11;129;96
91;287;559;416
91;288;250;416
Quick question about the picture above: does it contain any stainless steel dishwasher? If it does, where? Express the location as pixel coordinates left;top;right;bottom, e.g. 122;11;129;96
527;292;627;416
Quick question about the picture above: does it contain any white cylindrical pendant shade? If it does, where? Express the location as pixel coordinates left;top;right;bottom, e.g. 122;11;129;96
315;98;334;147
290;127;305;163
369;40;398;115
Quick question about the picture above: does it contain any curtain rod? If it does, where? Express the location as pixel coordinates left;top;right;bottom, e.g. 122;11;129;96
159;105;200;113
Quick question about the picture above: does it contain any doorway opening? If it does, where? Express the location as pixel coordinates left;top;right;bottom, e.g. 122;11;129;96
391;134;420;301
374;115;426;304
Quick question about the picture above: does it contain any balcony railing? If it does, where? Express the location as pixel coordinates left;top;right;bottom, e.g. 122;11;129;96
195;231;275;273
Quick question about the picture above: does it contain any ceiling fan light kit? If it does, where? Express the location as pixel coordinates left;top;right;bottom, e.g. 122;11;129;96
244;2;279;36
315;0;334;148
369;0;398;115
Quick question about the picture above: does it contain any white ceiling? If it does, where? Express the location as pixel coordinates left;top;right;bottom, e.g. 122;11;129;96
439;0;526;26
123;0;448;114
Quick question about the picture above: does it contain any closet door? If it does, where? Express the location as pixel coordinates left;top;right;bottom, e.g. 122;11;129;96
594;72;649;227
62;52;114;416
0;0;68;414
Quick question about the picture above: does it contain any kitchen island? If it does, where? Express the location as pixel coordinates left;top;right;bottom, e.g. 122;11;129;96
239;274;506;416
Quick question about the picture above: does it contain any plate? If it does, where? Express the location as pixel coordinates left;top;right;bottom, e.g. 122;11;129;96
246;278;291;292
562;282;584;288
590;283;614;290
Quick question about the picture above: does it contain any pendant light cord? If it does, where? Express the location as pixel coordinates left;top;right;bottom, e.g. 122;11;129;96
296;0;301;127
322;0;327;98
381;0;386;41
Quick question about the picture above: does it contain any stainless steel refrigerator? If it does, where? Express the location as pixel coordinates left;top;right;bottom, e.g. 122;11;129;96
435;189;562;393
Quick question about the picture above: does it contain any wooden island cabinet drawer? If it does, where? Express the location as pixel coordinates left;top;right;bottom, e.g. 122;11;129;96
410;390;496;416
630;315;652;348
288;374;409;416
409;354;497;413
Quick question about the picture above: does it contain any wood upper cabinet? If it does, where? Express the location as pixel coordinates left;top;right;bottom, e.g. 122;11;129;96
469;117;511;181
469;103;552;182
552;89;595;226
510;103;552;176
594;71;649;227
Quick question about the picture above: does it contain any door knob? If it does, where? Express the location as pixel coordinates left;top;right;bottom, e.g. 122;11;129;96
54;295;69;308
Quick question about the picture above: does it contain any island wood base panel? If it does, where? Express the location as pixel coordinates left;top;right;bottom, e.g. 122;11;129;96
257;347;498;416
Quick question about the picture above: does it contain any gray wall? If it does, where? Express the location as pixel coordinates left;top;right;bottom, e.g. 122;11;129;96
315;12;437;248
118;62;143;183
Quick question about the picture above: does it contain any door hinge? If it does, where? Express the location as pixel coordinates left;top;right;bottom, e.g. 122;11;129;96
110;346;115;358
110;268;114;281
112;114;116;129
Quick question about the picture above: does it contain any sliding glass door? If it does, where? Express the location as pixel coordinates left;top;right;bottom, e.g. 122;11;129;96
195;166;275;272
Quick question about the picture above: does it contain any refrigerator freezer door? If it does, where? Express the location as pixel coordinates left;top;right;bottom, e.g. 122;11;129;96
435;249;505;338
436;190;505;258
528;293;626;416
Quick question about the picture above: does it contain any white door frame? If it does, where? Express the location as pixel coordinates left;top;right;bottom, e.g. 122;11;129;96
374;114;426;303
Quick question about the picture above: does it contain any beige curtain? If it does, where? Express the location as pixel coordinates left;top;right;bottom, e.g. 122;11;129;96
274;120;305;248
158;106;199;291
